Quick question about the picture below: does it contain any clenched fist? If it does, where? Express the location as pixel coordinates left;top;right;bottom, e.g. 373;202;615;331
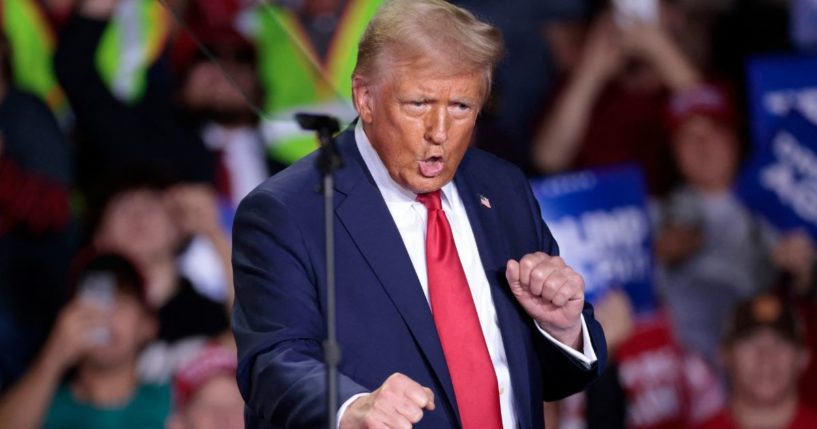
506;252;585;349
340;373;435;429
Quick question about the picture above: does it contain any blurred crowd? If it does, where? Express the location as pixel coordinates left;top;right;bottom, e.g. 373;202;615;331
0;0;814;428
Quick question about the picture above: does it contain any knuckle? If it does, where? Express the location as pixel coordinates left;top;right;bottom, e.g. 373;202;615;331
379;389;396;403
409;409;424;423
387;372;406;387
531;269;546;282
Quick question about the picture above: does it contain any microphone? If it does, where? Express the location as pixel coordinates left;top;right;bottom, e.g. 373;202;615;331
295;113;340;135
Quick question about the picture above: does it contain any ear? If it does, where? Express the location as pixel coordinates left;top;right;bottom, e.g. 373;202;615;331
352;74;375;124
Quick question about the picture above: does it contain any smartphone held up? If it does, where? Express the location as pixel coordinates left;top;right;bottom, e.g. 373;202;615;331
613;0;658;27
77;272;116;346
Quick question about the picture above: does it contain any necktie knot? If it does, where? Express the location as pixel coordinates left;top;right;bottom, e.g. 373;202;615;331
416;190;442;211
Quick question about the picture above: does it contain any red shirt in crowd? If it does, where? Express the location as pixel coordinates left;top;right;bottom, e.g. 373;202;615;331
615;312;724;429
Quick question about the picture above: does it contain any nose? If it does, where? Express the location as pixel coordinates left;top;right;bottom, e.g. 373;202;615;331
424;105;449;145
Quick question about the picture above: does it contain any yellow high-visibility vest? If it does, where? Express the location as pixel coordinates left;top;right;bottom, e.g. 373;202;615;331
253;0;383;165
2;0;169;115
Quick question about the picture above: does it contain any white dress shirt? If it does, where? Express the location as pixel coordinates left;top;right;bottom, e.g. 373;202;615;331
337;121;597;428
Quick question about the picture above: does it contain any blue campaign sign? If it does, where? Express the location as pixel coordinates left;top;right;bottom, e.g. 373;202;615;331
745;55;817;146
737;55;817;237
737;112;817;237
530;165;656;314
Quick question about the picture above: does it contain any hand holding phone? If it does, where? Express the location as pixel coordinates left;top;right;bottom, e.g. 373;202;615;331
77;272;116;345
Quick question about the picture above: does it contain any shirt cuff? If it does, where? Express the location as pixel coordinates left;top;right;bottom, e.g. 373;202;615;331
535;315;598;369
336;393;369;429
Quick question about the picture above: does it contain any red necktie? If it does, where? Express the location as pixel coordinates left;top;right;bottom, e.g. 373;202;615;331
417;190;503;429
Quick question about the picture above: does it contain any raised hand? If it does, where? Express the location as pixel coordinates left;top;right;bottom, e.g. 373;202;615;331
41;299;110;372
506;252;585;349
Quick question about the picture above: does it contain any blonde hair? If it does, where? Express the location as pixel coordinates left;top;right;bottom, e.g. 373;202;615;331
353;0;504;100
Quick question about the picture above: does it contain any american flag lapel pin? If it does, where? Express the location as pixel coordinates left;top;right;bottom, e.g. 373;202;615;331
479;194;491;209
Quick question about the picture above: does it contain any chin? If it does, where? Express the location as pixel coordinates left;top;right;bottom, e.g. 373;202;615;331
409;180;446;194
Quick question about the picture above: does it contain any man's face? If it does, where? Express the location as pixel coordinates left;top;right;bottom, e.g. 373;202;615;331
672;115;738;191
353;63;484;194
725;328;808;406
95;189;180;263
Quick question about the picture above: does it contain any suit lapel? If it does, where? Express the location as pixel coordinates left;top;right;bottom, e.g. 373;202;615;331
454;160;535;429
332;131;460;420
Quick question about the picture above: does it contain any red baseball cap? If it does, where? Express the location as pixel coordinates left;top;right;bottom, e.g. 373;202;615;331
665;83;737;135
174;345;238;408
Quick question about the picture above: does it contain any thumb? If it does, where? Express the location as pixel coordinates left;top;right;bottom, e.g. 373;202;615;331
423;387;435;411
505;259;521;290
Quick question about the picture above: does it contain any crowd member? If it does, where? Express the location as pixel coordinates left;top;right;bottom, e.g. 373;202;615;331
532;2;701;194
0;252;170;429
87;170;231;383
611;311;723;429
54;0;214;192
171;0;277;218
167;345;243;429
250;0;383;166
556;309;725;429
654;84;816;367
57;0;256;301
0;30;74;392
694;293;817;429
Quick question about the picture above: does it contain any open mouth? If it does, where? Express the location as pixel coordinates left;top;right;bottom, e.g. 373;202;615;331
419;156;444;178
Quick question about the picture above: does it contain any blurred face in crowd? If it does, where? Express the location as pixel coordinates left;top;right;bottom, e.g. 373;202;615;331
85;291;156;369
168;374;245;429
672;115;738;192
353;60;484;194
95;188;181;263
724;328;808;406
181;45;259;122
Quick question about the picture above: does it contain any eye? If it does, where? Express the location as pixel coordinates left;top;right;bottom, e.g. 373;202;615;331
402;100;428;115
449;102;473;117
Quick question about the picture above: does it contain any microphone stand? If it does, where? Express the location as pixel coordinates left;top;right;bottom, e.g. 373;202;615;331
295;113;343;429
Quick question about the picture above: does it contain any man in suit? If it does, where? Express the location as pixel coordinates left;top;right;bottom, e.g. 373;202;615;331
231;1;607;428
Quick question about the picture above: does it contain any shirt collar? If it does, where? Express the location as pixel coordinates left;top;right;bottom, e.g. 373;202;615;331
354;120;457;208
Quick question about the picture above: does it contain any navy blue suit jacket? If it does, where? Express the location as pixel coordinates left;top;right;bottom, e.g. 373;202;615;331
232;129;607;428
